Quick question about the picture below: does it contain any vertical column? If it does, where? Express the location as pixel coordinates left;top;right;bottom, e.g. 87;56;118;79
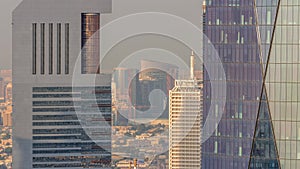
65;23;69;74
40;23;45;75
49;23;53;74
57;23;61;74
32;23;37;75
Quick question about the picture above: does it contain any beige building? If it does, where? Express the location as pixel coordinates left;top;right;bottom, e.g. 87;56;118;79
2;106;12;127
169;52;202;169
5;83;12;102
0;78;4;100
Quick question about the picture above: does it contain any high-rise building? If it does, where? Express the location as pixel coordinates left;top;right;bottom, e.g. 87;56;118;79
0;77;4;97
169;52;202;169
0;70;12;103
0;78;4;101
203;0;300;168
2;105;12;127
12;0;113;168
138;60;178;119
4;83;12;102
112;68;138;126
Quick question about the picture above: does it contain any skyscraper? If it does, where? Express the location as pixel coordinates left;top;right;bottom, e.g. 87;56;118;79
4;83;12;103
2;105;12;127
203;0;300;168
169;52;202;169
12;0;113;168
138;60;178;119
0;77;4;101
112;67;138;126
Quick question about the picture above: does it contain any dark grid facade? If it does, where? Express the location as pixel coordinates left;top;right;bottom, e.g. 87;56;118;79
201;0;300;168
31;87;111;168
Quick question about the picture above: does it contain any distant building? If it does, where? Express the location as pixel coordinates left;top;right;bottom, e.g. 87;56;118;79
4;83;12;102
0;78;4;99
138;60;178;119
112;68;138;126
2;106;12;127
0;70;12;103
139;60;178;82
113;68;138;98
115;158;145;169
0;70;12;82
194;70;203;81
169;52;202;169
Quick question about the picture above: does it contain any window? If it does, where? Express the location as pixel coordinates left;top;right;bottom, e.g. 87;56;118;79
40;23;45;74
49;23;53;74
32;23;37;74
57;23;61;74
81;13;100;74
65;23;69;74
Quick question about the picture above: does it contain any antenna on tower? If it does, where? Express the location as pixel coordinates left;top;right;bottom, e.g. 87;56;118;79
190;51;195;80
202;0;206;14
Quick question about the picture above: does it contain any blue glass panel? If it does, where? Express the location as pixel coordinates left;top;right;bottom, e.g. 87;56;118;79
203;0;265;168
249;89;279;169
256;0;279;72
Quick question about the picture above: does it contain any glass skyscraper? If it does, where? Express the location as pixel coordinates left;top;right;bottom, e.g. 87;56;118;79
203;0;300;168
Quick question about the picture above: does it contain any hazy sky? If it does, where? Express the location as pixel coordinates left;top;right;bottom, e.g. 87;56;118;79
3;0;203;71
0;0;22;70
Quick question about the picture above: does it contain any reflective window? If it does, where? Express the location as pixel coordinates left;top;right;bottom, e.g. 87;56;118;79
81;13;100;74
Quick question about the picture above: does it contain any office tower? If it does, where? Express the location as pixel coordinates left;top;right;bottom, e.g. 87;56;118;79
113;68;138;100
0;77;5;100
4;83;12;102
118;68;139;107
2;105;12;127
0;77;4;100
138;60;178;119
112;68;138;125
169;52;202;169
12;0;112;168
203;0;300;168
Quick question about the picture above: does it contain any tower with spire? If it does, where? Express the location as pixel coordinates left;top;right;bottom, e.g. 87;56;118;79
168;52;203;169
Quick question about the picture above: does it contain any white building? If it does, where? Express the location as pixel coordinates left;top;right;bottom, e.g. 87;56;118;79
12;0;112;168
169;52;202;169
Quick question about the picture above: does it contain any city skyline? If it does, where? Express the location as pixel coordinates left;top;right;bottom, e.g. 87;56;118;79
5;0;300;169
